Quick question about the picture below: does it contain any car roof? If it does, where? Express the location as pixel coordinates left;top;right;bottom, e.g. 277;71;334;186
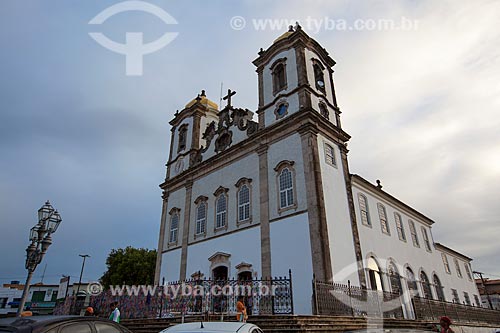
0;316;124;332
163;322;257;333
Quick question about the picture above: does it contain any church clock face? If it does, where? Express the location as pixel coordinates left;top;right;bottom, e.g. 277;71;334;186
175;158;184;174
277;103;288;116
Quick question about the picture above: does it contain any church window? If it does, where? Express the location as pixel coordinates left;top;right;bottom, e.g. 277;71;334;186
406;267;419;297
367;256;384;291
377;203;390;235
454;258;462;278
169;209;180;244
464;292;471;305
464;263;472;280
433;274;445;301
195;199;207;236
421;227;432;252
275;160;296;212
409;220;420;247
324;143;336;167
451;288;460;303
394;212;406;241
420;270;433;299
178;124;188;152
271;58;287;95
442;253;451;274
279;168;294;208
274;101;289;119
238;185;250;222
388;261;402;295
358;194;371;226
319;103;329;119
215;194;227;229
313;60;326;93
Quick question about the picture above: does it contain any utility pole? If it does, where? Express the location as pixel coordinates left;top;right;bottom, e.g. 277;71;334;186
473;271;493;309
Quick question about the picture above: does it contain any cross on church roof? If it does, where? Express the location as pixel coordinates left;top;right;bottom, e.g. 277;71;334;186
222;89;236;108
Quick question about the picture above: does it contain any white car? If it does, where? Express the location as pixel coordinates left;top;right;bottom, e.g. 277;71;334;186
159;322;263;333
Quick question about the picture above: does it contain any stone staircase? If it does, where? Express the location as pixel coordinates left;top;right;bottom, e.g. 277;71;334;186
122;315;432;333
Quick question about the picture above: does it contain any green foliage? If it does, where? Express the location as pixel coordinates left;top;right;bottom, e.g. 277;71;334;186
100;246;157;289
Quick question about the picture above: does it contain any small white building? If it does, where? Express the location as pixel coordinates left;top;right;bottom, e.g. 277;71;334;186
155;26;481;315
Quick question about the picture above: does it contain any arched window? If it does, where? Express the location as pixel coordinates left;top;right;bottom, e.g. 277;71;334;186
358;194;371;226
313;60;326;93
377;203;390;235
238;185;250;222
394;212;406;241
215;194;227;229
271;58;287;95
367;256;384;291
409;220;420;247
194;196;208;236
406;267;419;297
279;168;293;208
178;124;188;152
420;270;433;299
169;209;180;244
275;160;296;212
388;261;402;295
319;103;329;119
433;274;445;301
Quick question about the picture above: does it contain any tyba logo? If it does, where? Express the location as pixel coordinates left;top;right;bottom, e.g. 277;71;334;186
89;1;179;76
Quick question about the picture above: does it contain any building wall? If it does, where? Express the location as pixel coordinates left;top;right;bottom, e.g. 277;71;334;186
435;249;481;306
352;181;480;306
186;225;261;279
270;212;313;314
317;134;359;285
188;153;260;243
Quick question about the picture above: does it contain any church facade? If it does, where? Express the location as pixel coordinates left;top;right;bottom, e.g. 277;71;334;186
154;26;480;315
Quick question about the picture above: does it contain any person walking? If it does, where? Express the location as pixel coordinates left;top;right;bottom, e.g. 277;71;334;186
109;302;120;323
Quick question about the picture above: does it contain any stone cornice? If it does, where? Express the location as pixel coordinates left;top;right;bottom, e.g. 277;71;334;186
161;108;350;192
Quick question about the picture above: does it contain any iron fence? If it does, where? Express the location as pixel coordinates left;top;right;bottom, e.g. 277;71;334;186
312;279;404;318
53;271;293;319
412;297;500;325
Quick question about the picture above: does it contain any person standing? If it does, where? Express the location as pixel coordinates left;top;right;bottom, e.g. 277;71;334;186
236;297;247;323
439;316;454;333
109;302;120;323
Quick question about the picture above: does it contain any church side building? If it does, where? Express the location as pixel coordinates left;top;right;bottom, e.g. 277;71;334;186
155;26;480;315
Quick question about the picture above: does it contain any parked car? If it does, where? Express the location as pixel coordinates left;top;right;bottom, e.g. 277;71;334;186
159;322;263;333
0;315;133;333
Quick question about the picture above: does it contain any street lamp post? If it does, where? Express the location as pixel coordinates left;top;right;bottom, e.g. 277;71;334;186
73;254;90;315
17;201;62;316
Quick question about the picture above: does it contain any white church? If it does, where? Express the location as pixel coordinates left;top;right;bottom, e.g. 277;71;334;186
154;25;480;315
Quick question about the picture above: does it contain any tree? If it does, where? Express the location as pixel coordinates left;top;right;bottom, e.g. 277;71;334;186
100;246;157;289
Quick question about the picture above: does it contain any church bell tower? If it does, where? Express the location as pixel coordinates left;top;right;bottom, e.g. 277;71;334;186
253;24;341;129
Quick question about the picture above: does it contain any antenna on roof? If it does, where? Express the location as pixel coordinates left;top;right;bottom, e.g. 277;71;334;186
219;82;224;110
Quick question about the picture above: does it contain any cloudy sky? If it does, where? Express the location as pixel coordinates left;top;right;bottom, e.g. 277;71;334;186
1;0;499;286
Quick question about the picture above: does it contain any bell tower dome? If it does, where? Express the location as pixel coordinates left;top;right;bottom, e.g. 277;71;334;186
253;24;341;129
